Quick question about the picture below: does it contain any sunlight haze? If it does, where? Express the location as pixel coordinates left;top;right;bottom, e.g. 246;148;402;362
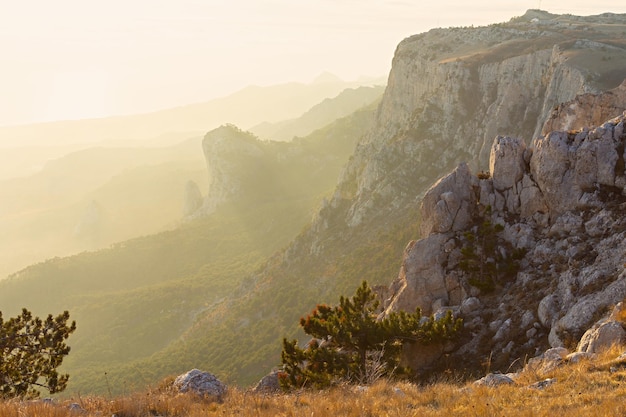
1;0;626;126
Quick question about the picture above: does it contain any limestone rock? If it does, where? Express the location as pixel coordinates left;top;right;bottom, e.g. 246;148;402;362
419;163;477;237
526;347;569;375
528;378;556;390
74;200;104;241
173;369;226;398
490;136;527;191
474;373;515;387
384;234;449;316
538;295;560;328
577;321;626;353
201;125;265;214
531;112;626;217
541;80;626;135
253;371;281;393
460;297;482;316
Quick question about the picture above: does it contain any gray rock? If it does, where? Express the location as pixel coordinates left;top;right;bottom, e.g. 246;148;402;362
521;310;535;329
173;369;226;398
253;371;281;393
529;378;556;390
460;297;482;315
577;321;626;353
420;163;477;236
490;136;527;192
474;373;515;387
383;234;449;316
493;318;512;342
566;352;595;364
526;347;569;375
538;294;560;328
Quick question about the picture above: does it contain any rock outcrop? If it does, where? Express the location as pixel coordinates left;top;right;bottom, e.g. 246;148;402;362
173;369;226;398
383;107;626;373
180;11;626;386
297;10;626;263
542;79;626;135
201;125;265;214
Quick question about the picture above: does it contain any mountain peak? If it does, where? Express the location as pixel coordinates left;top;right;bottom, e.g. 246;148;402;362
311;72;344;84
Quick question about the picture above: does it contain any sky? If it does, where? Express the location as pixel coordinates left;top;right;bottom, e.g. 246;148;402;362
1;0;626;126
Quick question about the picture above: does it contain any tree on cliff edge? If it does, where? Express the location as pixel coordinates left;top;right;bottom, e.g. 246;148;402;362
280;281;462;389
0;309;76;399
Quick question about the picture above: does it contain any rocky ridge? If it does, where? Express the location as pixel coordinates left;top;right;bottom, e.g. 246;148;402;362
383;103;626;374
296;10;626;261
167;11;626;386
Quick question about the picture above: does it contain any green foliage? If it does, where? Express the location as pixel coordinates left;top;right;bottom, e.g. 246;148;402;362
458;208;522;292
0;309;76;399
280;281;462;389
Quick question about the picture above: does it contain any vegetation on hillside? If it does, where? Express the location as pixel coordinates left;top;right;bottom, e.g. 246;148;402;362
280;281;462;389
0;102;377;395
0;309;76;399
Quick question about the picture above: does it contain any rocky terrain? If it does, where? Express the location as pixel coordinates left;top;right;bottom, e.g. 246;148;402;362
382;102;626;374
190;10;626;381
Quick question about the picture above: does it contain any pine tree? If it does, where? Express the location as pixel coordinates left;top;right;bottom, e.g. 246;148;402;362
0;308;76;399
280;281;461;389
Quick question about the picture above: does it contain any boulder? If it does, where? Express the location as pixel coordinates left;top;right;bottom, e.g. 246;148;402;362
577;321;626;353
384;234;449;316
420;163;477;236
173;369;226;398
253;371;281;393
538;294;560;328
474;373;515;387
525;347;569;376
490;136;527;191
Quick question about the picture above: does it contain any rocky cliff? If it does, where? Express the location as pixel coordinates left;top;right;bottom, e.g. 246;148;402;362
320;10;626;231
178;11;626;384
250;10;626;377
383;103;626;373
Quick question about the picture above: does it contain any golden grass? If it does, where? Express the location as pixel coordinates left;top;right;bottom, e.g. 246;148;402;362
4;346;626;416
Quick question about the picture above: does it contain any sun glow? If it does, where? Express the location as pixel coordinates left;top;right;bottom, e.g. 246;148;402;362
43;70;113;122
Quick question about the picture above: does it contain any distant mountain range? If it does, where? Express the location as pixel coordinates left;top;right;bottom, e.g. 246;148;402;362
0;74;384;180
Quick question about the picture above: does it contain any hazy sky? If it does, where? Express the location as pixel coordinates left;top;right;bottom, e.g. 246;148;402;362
2;1;626;125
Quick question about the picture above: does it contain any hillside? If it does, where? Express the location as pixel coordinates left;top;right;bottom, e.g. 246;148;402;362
152;10;626;386
0;138;207;279
249;85;385;141
0;103;377;394
0;84;383;280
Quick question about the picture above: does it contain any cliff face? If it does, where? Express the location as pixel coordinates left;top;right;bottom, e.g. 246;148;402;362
541;79;626;135
201;125;266;214
384;107;626;373
185;11;626;384
322;11;626;231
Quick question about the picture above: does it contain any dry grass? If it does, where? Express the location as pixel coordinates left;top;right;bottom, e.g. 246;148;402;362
4;346;626;416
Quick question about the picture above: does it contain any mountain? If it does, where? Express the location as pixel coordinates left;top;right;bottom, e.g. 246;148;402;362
2;10;626;396
0;83;384;279
249;86;385;141
381;100;626;375
156;9;626;385
0;102;377;394
0;76;373;180
0;138;207;279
